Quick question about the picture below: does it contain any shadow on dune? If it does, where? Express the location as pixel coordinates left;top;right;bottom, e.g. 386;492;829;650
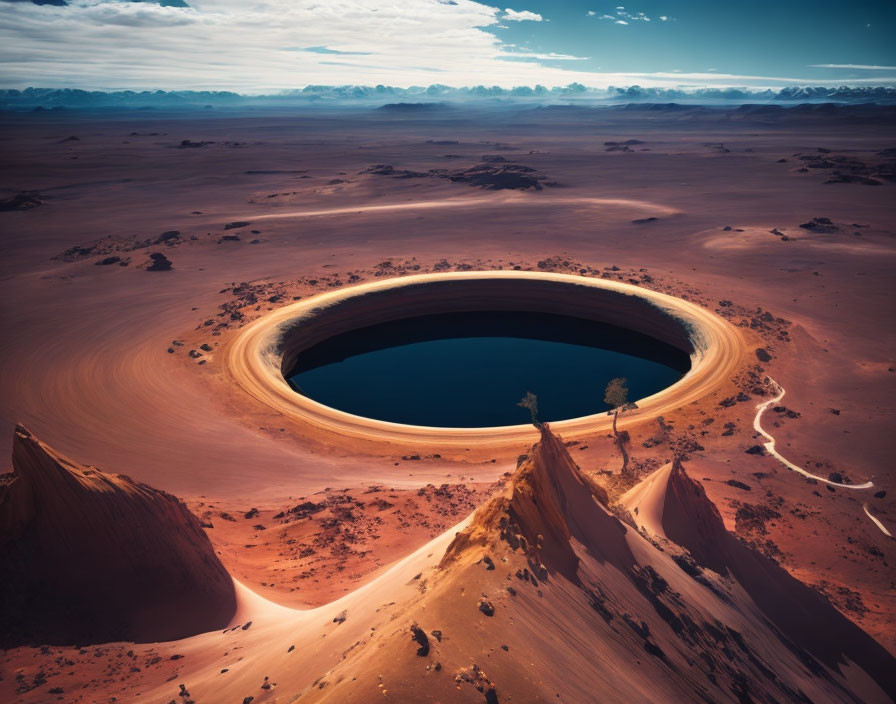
0;425;237;647
661;459;896;696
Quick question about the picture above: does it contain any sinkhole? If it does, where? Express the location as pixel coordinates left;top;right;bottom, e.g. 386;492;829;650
283;306;691;429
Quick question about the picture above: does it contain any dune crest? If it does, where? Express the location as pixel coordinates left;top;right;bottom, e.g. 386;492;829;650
0;425;236;646
310;427;896;703
623;458;896;699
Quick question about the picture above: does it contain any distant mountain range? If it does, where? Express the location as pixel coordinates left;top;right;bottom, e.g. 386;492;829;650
1;84;894;111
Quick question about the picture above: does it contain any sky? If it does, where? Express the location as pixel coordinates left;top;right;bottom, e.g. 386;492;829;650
0;0;894;92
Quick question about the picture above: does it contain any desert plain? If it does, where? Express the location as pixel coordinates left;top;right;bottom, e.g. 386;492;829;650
0;102;894;703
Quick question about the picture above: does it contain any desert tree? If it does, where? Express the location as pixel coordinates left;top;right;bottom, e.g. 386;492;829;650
604;377;630;475
517;391;540;428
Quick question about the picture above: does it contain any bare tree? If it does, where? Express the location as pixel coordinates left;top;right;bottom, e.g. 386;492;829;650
517;391;540;427
604;377;630;475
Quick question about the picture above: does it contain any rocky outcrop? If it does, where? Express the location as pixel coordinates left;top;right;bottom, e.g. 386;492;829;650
505;425;628;577
0;425;236;646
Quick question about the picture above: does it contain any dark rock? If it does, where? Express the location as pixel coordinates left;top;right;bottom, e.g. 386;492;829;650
632;217;658;224
478;600;495;617
155;230;181;244
95;256;122;266
224;221;251;230
745;445;765;456
874;490;886;499
726;479;752;491
799;217;839;233
333;610;347;624
0;192;43;211
410;625;430;656
431;629;442;642
755;348;772;363
146;253;172;271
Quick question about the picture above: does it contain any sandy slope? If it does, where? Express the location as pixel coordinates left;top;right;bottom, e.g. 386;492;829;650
0;107;894;698
6;426;893;703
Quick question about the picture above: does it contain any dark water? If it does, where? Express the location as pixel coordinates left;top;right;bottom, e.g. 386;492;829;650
286;311;690;428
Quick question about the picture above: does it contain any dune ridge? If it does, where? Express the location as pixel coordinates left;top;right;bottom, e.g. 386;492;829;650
0;425;237;647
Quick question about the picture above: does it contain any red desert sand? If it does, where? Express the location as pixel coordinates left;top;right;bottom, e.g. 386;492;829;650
1;105;894;703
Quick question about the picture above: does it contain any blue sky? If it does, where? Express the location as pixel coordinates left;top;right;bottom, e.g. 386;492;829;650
0;0;893;91
492;1;895;81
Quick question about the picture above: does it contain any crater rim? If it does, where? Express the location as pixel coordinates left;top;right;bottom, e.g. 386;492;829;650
224;270;744;450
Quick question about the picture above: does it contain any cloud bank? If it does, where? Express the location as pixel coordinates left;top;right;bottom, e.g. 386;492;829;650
0;0;892;92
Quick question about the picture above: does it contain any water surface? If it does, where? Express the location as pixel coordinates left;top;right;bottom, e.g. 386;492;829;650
287;311;689;427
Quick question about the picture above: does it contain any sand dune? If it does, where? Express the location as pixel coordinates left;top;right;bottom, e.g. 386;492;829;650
0;426;236;647
4;427;892;703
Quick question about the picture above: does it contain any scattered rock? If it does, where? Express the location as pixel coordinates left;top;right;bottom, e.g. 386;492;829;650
755;348;772;363
726;479;752;491
0;192;43;211
146;253;172;271
410;625;430;656
798;217;839;233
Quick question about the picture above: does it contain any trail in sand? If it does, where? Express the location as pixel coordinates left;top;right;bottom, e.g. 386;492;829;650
863;504;893;538
753;379;874;489
753;379;894;537
242;194;680;221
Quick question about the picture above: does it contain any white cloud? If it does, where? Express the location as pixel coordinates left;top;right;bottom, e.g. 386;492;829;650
504;51;589;61
598;8;656;23
0;0;889;92
502;8;543;21
587;10;595;16
808;64;896;70
659;15;668;21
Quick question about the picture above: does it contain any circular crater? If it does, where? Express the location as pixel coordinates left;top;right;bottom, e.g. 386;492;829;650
225;271;744;450
285;311;691;427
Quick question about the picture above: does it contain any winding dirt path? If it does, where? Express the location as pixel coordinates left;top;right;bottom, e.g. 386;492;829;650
753;380;895;538
863;504;893;538
753;379;874;489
